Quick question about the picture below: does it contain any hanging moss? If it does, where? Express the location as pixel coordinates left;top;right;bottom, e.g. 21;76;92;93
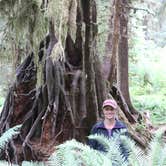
47;0;77;47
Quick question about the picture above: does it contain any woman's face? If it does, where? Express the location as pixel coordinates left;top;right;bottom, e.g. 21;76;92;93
103;106;116;120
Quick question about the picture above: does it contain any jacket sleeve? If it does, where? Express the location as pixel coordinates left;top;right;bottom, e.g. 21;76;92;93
87;126;106;152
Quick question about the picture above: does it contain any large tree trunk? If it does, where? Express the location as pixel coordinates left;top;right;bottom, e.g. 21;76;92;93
103;0;139;115
102;0;119;84
107;0;120;86
0;0;152;164
0;0;107;163
117;0;138;114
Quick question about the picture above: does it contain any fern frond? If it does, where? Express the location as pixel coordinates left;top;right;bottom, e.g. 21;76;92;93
0;124;22;154
88;132;128;166
0;160;45;166
48;139;112;166
22;161;45;166
146;128;166;166
157;145;166;166
88;134;111;151
48;140;81;166
0;160;18;166
120;135;145;166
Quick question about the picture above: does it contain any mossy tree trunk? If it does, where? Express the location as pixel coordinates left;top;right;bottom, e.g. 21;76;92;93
0;0;107;163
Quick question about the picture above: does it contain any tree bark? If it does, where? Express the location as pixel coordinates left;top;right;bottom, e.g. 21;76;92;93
117;0;138;114
102;0;120;83
107;0;120;86
0;0;108;163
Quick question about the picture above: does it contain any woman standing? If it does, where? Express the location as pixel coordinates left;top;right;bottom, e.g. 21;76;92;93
88;99;129;159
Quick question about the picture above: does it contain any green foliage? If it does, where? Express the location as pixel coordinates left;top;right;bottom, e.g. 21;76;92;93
47;130;166;166
0;161;45;166
48;138;112;166
146;128;166;166
131;94;166;124
0;0;48;56
135;123;146;133
0;0;77;52
120;135;145;166
88;132;128;166
0;124;22;154
21;161;45;166
0;161;18;166
120;129;166;166
0;125;40;166
0;129;165;165
129;0;166;124
48;130;129;166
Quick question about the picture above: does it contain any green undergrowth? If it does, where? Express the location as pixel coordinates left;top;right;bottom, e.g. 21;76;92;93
131;93;166;125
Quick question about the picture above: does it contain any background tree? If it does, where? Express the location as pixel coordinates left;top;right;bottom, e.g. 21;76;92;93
103;0;138;122
116;0;138;115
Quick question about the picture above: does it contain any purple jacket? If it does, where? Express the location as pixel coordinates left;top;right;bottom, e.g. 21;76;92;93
88;120;129;159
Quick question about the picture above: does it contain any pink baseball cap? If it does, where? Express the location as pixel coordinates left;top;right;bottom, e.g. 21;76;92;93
102;99;117;109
